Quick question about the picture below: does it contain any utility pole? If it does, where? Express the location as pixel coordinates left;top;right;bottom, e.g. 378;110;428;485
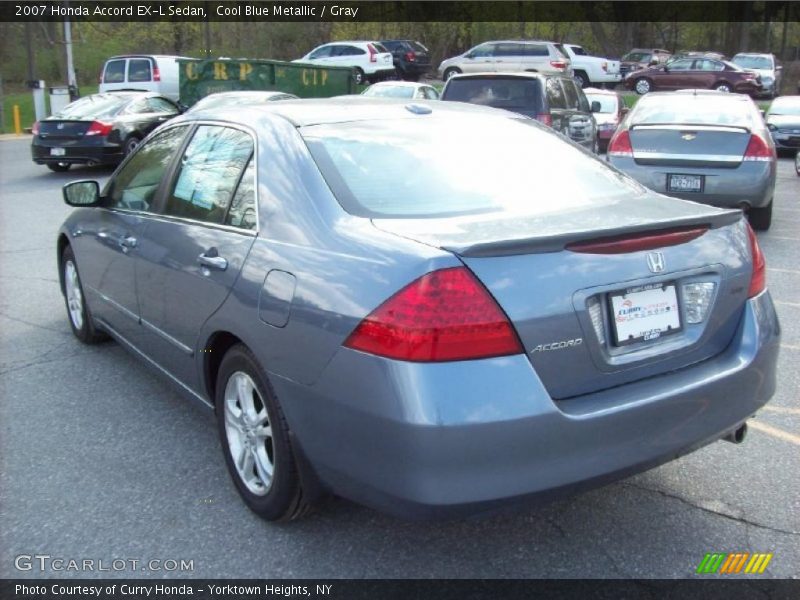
25;22;35;82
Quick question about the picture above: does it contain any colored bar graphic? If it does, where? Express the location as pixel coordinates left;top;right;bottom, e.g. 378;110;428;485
698;553;773;574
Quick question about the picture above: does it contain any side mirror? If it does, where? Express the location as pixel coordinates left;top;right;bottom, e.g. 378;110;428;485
176;102;189;114
63;180;101;207
590;101;602;113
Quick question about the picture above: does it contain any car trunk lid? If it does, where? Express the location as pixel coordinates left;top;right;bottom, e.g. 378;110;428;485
629;124;751;168
373;196;750;399
38;120;95;141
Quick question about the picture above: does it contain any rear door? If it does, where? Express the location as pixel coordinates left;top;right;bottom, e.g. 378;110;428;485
99;58;127;92
519;43;550;72
545;76;568;133
134;124;257;389
463;43;497;73
493;43;524;72
559;77;595;148
126;57;156;92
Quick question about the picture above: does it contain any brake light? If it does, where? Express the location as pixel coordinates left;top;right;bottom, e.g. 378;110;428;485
85;121;113;137
32;121;40;135
607;129;633;157
536;113;553;127
743;134;774;162
567;226;708;254
550;60;568;70
152;64;161;82
344;267;523;362
367;44;378;63
405;51;416;62
746;223;766;298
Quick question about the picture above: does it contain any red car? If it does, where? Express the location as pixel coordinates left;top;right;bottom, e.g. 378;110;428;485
625;57;762;96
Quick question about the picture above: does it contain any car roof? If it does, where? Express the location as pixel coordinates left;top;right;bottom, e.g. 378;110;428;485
733;52;774;57
583;87;620;96
448;72;548;81
179;97;528;128
476;40;555;45
640;89;754;101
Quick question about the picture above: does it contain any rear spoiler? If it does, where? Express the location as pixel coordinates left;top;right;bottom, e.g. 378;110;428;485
630;122;751;134
447;210;743;258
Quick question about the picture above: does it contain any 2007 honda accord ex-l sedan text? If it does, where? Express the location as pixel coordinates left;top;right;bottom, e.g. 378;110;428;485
57;98;780;521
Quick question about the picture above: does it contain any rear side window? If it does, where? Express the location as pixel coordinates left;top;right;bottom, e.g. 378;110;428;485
631;96;758;128
560;79;580;110
496;43;525;57
303;118;644;219
103;60;126;83
373;43;389;53
336;45;365;56
545;77;566;109
443;78;543;113
128;59;152;82
165;126;254;224
226;158;257;230
523;44;549;57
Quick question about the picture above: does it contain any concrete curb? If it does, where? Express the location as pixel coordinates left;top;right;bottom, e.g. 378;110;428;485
0;134;32;141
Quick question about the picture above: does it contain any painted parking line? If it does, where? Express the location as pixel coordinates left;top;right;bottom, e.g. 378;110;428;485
775;301;800;309
761;235;800;242
749;420;800;447
760;406;800;416
768;267;800;275
781;343;800;351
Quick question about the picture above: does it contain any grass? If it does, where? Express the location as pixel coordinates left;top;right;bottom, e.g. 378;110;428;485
2;86;97;134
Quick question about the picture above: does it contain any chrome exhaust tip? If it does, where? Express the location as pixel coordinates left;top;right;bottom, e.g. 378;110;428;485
723;423;747;444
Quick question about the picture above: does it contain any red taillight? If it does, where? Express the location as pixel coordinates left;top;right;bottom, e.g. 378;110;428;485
743;134;774;162
152;64;161;82
344;267;523;362
85;121;113;137
367;44;378;63
746;223;766;298
405;51;416;62
567;226;709;254
32;121;40;135
550;60;567;70
536;113;553;127
607;129;633;157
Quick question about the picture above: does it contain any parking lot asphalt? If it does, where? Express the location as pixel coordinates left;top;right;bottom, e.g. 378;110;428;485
0;138;798;579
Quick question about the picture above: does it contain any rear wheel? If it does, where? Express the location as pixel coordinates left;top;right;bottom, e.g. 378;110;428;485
123;135;141;157
794;151;799;176
574;71;589;89
47;162;70;172
749;200;772;231
634;78;652;95
444;68;461;82
61;246;107;344
216;344;310;521
352;67;365;85
713;82;732;93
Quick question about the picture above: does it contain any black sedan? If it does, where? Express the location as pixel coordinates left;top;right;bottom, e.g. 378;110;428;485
31;92;181;172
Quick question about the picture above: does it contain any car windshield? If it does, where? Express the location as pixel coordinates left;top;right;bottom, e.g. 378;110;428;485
623;52;651;62
585;94;618;113
631;96;757;127
302;116;645;219
191;94;285;111
768;98;800;116
55;94;131;119
732;55;772;69
363;85;415;99
442;78;544;113
722;61;744;72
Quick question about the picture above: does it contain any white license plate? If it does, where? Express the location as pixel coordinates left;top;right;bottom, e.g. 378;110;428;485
667;173;703;193
610;284;681;346
50;147;66;157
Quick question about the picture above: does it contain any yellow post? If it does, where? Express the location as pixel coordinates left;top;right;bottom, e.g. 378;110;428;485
13;104;21;135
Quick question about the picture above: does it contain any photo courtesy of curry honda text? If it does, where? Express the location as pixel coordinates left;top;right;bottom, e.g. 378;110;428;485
57;98;780;521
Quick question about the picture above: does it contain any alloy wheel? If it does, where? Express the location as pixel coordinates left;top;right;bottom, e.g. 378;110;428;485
64;260;84;330
223;371;274;496
635;79;651;95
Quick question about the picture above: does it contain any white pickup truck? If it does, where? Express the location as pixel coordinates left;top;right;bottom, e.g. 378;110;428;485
556;43;621;89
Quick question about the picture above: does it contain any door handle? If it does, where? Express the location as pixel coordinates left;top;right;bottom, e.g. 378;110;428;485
198;250;228;271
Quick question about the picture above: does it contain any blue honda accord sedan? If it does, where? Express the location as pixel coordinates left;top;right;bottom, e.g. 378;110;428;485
57;98;780;521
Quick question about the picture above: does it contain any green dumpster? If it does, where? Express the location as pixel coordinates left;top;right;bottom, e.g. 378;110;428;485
178;58;356;106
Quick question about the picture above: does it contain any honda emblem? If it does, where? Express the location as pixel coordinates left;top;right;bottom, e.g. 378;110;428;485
647;252;666;273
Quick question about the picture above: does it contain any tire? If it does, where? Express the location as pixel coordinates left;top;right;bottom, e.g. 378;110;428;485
713;82;732;93
748;200;772;232
592;137;600;155
216;344;310;521
352;67;365;85
634;78;652;95
794;151;799;176
61;246;108;344
443;68;461;82
574;71;589;89
47;162;70;172
123;136;141;157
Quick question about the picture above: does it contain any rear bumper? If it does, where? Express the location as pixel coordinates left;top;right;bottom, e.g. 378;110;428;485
274;292;779;519
31;137;124;166
397;62;431;76
607;158;775;209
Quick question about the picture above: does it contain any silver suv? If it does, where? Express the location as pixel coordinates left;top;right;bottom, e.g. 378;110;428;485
731;53;782;98
438;41;572;81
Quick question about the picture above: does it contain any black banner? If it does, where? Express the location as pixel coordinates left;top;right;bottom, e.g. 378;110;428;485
3;580;800;600
2;1;799;23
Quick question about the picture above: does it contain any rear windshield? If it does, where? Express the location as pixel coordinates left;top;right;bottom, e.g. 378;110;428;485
585;94;618;113
363;85;415;99
55;94;131;119
768;98;800;116
302;117;644;219
103;59;126;83
442;78;543;113
732;55;772;69
630;95;757;127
